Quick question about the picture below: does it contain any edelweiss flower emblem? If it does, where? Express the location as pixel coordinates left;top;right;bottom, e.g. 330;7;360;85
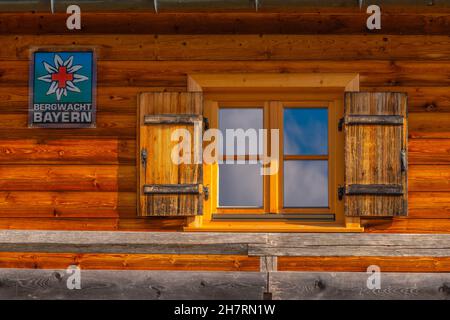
37;54;88;101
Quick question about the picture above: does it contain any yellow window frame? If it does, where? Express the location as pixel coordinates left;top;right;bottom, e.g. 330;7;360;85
185;73;362;232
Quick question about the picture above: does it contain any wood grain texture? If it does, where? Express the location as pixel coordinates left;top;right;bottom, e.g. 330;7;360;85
0;192;136;217
270;272;450;300
409;165;450;191
6;61;450;89
344;92;407;217
0;86;184;111
138;92;203;216
409;112;450;138
0;252;260;271
0;138;135;164
0;243;248;255
4;35;450;61
0;230;267;245
0;113;136;138
4;12;450;35
1;230;449;256
0;269;267;300
0;165;135;192
278;256;450;272
0;24;448;233
249;245;450;257
0;218;186;231
0;218;121;231
408;139;450;164
363;218;450;233
408;192;450;218
0;269;448;300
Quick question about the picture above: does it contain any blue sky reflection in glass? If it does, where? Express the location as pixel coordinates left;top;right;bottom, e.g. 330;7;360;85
284;108;328;155
284;160;329;208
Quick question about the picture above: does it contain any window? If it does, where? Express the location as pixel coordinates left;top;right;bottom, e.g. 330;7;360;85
218;106;264;208
204;96;341;222
282;105;329;208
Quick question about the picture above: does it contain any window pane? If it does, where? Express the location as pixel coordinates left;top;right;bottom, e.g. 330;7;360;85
219;163;262;207
219;108;263;156
284;108;328;155
284;160;328;207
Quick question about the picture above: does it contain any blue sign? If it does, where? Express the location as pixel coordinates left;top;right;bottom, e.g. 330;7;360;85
29;50;96;128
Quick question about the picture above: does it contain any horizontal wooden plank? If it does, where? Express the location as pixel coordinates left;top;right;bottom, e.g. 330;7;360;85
117;217;186;231
409;112;450;138
278;256;450;272
264;233;450;248
6;61;450;88
0;113;136;138
0;86;183;112
249;246;450;257
270;272;450;300
0;268;448;300
0;139;135;164
0;243;248;255
0;252;260;271
2;231;450;256
409;165;450;191
0;192;136;218
363;218;450;233
0;218;186;231
0;218;121;231
0;269;266;300
0;165;136;192
3;35;450;61
4;12;450;35
19;253;445;273
409;192;450;218
408;139;450;164
0;60;186;88
0;230;267;245
346;184;403;195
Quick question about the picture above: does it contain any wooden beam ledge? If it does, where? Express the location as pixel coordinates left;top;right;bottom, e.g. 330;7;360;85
0;231;449;257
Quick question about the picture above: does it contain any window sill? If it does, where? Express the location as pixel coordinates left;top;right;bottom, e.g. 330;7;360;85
184;221;364;233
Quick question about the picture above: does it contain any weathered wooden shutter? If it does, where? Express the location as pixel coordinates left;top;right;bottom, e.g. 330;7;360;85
343;92;408;217
138;92;204;216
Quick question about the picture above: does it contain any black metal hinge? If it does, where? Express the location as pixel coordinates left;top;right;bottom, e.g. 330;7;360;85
338;185;345;200
203;185;209;201
203;117;209;131
338;117;344;131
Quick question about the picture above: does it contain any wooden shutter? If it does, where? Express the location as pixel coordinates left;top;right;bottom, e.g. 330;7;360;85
138;92;204;216
343;92;408;217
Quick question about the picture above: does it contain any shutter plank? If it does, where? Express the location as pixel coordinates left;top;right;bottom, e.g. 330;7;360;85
345;115;404;125
346;184;403;195
144;114;202;125
144;184;200;194
138;92;203;216
344;92;407;217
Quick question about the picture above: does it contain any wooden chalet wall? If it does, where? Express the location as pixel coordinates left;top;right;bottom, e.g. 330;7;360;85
0;11;449;233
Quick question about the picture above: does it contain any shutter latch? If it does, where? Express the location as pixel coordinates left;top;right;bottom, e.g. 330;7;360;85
141;148;148;174
338;185;345;200
400;149;407;172
338;117;345;131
